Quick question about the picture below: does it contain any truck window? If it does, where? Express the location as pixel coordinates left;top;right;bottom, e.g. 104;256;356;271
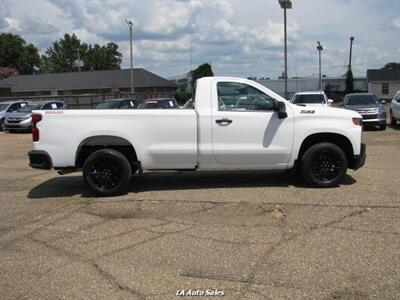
217;82;275;111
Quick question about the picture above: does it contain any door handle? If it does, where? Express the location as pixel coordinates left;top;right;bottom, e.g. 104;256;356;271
215;118;233;124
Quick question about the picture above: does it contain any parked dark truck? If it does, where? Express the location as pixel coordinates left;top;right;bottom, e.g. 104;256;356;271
343;93;387;130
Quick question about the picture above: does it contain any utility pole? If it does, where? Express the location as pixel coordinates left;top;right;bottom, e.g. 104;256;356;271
317;41;323;90
126;20;134;94
348;36;354;71
278;0;292;99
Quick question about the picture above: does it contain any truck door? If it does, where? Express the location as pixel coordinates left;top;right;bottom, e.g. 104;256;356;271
211;80;294;167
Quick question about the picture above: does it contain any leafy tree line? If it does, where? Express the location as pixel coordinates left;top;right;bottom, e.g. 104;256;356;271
0;33;122;76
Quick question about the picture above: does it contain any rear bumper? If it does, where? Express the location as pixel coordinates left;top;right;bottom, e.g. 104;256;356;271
352;143;366;170
28;150;52;170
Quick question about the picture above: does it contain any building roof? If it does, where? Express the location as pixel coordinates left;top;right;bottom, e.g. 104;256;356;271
367;69;400;82
0;68;176;92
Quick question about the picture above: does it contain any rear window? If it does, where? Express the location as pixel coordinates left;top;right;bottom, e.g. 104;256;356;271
41;102;63;110
292;94;325;104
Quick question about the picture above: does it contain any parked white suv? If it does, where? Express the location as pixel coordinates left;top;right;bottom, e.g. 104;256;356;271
390;90;400;126
291;91;333;106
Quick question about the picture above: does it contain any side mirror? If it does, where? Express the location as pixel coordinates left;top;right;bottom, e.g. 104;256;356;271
381;100;386;104
274;101;287;119
328;99;334;105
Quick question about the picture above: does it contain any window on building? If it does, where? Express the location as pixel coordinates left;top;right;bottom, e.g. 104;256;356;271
382;83;389;95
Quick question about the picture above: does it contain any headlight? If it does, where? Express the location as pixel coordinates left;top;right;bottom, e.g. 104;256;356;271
352;118;362;126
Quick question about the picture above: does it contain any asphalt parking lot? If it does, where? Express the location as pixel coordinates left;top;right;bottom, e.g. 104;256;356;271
0;127;399;300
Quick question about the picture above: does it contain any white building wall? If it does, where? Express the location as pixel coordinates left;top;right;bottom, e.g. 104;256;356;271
369;81;400;100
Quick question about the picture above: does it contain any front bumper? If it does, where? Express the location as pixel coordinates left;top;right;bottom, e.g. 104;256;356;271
28;150;52;170
353;143;366;170
5;119;32;131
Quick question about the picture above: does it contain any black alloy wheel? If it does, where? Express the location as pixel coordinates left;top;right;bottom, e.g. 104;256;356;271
300;142;348;187
83;149;132;196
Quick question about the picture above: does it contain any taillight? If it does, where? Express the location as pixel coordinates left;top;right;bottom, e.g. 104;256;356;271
32;114;42;142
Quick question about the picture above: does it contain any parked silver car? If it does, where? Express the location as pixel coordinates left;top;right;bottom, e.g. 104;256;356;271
0;101;29;131
5;100;66;132
343;93;387;130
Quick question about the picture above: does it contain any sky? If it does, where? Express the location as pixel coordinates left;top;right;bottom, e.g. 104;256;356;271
1;0;399;79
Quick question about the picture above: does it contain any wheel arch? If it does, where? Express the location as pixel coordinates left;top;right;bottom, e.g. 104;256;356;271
297;132;356;169
75;135;138;169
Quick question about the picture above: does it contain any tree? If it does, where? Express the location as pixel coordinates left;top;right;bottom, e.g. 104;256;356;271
345;69;354;93
0;33;41;74
86;42;122;71
190;63;214;91
41;34;87;73
41;34;122;73
175;90;192;105
382;62;400;70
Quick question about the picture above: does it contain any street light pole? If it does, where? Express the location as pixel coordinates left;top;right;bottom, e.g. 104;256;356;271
317;41;323;90
278;0;292;99
126;20;134;94
348;36;354;71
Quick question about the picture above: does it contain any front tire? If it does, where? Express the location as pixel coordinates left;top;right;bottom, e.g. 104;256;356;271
300;142;348;188
83;149;132;197
379;123;387;130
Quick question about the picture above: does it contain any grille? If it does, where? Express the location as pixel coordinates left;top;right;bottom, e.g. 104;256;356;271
7;119;22;123
362;114;378;120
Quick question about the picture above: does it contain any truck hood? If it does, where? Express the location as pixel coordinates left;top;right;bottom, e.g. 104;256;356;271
290;103;361;118
343;104;383;111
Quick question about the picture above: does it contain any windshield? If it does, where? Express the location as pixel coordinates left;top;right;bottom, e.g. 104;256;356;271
0;103;9;111
346;94;379;105
96;100;121;109
17;104;34;113
292;94;325;104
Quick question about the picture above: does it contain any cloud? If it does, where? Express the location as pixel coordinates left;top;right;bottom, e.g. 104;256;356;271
392;18;400;30
0;0;399;78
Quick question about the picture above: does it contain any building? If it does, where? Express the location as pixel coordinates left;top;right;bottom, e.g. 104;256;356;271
0;68;176;97
168;72;193;93
256;76;367;100
367;69;400;101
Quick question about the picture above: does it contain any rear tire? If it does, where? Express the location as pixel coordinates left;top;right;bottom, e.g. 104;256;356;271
83;149;132;197
300;142;348;188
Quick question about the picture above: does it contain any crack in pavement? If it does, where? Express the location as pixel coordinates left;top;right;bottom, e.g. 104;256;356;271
28;236;147;299
0;204;89;250
327;226;400;236
238;207;374;295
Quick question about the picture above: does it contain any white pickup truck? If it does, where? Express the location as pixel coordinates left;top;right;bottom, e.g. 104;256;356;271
28;77;366;196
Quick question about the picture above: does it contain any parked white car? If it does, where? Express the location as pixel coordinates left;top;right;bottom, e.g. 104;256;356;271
291;91;333;106
28;77;365;196
390;90;400;126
